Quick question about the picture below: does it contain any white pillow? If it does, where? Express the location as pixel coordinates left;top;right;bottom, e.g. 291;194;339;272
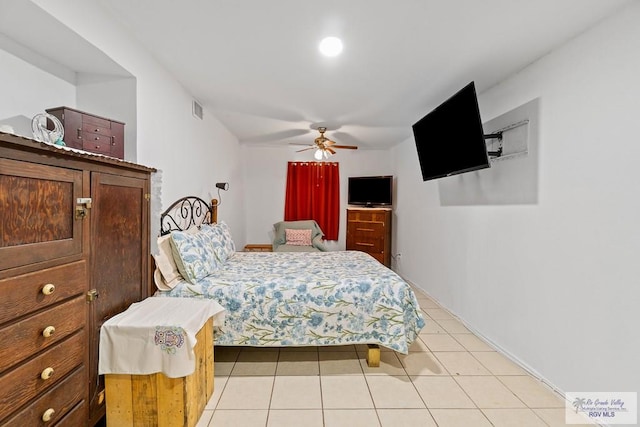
153;234;183;291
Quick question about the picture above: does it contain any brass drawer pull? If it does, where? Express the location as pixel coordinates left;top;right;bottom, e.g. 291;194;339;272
42;408;55;422
42;326;56;338
41;367;55;380
356;228;375;232
42;284;56;295
356;242;375;247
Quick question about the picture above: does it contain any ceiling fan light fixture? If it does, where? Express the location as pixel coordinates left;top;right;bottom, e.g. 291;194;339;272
314;149;324;160
319;36;343;57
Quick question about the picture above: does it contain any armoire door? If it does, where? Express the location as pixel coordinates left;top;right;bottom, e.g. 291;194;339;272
87;172;149;424
0;157;83;272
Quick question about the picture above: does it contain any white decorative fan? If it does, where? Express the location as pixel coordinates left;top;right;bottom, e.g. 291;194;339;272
294;127;358;159
31;112;64;145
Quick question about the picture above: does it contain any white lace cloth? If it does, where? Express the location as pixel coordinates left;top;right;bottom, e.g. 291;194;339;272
99;298;225;378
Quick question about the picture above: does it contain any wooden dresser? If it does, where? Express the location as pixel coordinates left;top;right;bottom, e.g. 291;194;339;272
0;132;154;426
46;106;125;160
346;208;392;267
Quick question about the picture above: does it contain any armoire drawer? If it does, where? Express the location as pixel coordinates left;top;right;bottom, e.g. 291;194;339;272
0;261;86;325
1;366;85;427
0;331;84;418
0;296;85;373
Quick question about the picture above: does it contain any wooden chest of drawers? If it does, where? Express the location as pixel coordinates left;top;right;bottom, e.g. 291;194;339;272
346;208;392;267
0;131;154;426
47;106;125;159
0;261;87;426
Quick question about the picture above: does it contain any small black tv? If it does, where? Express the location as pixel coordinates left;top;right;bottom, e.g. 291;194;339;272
412;81;490;181
348;175;393;207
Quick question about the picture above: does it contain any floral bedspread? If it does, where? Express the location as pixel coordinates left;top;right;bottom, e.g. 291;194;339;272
157;251;425;353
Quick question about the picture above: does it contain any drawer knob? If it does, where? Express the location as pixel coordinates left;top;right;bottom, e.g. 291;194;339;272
95;128;100;132
42;408;55;422
42;326;56;338
41;367;55;380
42;284;56;295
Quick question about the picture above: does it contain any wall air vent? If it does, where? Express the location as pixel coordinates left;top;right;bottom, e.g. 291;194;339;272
192;100;203;120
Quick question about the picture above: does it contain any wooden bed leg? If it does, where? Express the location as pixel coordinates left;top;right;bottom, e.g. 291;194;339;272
366;344;380;367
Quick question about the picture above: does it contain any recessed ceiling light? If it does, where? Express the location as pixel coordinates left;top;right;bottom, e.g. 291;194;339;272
319;36;343;57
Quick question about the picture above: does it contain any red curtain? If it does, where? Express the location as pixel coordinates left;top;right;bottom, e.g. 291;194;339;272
284;162;340;240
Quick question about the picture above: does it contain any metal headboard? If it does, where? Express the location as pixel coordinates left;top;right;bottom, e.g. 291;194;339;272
160;196;218;235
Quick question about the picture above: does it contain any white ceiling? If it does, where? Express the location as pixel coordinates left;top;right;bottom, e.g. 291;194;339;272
24;1;637;149
0;0;131;81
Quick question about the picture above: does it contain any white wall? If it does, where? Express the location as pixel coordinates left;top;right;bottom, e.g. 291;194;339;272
242;145;392;249
0;49;76;136
392;2;640;395
76;74;138;161
30;0;246;246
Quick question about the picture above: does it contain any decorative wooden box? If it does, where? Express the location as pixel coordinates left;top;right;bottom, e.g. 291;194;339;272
104;318;214;427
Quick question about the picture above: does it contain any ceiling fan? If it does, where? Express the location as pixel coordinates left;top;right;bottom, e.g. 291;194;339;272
295;127;358;159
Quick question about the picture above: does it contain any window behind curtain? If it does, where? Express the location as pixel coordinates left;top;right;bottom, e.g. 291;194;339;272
284;161;340;240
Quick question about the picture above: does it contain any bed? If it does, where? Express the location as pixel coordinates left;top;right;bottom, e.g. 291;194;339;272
153;196;425;364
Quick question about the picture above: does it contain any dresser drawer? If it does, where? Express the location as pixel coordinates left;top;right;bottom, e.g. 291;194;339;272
347;209;390;223
347;238;384;254
1;366;85;427
348;221;385;236
82;122;111;137
367;252;386;265
0;261;86;325
52;400;87;427
0;331;84;417
82;134;112;155
0;296;85;373
82;113;110;130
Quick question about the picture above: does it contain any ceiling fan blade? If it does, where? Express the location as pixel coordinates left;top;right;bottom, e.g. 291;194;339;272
290;142;315;147
327;147;336;155
333;145;358;150
296;147;315;152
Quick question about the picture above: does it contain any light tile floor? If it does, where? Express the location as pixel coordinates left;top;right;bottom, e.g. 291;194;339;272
197;287;595;427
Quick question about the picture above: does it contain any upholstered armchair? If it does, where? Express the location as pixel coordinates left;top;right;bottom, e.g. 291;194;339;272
272;220;328;252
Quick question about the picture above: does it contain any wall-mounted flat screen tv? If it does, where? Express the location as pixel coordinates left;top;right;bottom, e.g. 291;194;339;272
412;81;490;181
348;175;393;207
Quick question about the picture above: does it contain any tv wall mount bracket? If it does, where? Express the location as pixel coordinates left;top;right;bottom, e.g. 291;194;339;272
484;132;503;158
484;119;530;158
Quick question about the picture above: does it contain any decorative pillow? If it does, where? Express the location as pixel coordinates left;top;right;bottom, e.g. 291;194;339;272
169;228;220;283
152;234;183;291
273;220;323;247
200;221;236;263
285;228;312;246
